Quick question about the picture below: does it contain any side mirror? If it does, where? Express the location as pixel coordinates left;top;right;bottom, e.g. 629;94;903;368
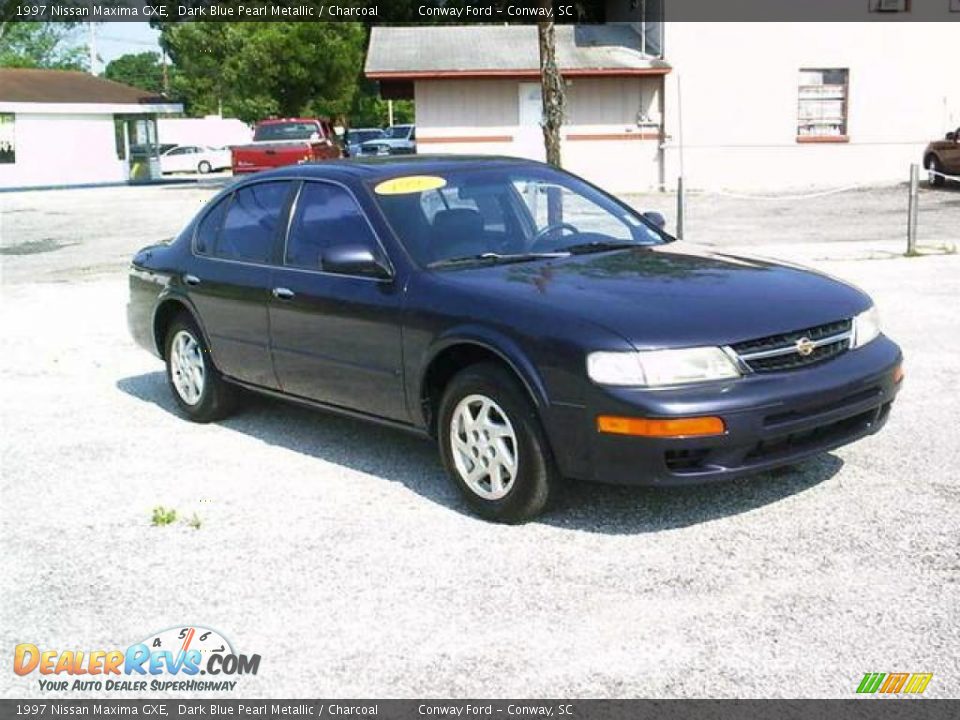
642;211;667;229
323;244;392;279
947;131;957;142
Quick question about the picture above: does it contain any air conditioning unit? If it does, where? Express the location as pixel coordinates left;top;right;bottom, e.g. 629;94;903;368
875;0;908;12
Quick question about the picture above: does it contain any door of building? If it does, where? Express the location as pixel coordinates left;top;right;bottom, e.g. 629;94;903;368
516;83;546;162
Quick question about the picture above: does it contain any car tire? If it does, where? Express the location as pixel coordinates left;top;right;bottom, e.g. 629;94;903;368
438;362;557;523
164;315;236;423
926;155;945;187
197;160;212;175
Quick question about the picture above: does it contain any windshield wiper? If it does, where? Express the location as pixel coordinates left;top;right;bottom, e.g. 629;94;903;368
555;240;642;255
427;251;570;269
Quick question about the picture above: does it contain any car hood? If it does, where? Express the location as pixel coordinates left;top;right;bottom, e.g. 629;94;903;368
362;138;408;148
433;244;871;349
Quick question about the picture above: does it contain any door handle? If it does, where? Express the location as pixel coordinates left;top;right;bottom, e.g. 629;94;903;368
183;274;201;286
272;287;295;300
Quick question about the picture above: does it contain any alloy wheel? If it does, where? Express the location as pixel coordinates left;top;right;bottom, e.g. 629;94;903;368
170;330;205;405
449;394;519;500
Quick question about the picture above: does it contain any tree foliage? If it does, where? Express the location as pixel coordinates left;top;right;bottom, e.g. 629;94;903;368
348;79;414;128
103;51;168;95
158;22;365;123
0;22;86;70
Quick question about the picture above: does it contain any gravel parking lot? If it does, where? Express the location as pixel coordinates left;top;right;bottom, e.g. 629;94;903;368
1;181;958;698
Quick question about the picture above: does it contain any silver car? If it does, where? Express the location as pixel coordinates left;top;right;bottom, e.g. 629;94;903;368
359;124;416;156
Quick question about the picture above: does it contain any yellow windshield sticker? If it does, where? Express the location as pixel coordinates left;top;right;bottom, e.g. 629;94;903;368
374;175;447;195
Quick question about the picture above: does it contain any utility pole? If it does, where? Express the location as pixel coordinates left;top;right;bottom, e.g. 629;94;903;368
537;1;564;168
161;50;170;96
88;23;98;75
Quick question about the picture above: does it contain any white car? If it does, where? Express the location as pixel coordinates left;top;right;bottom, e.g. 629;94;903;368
159;145;231;175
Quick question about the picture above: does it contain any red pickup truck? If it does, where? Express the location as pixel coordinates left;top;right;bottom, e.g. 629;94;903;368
231;118;341;175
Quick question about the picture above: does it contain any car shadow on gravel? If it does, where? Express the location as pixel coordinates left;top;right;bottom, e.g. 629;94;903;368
117;371;843;534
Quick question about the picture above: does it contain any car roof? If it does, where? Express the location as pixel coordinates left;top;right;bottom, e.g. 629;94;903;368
247;155;545;184
257;118;325;125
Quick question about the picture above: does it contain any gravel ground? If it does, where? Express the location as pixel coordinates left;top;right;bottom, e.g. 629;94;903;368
623;182;960;252
1;182;958;699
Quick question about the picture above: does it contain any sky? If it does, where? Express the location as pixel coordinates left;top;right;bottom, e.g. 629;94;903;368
80;22;164;73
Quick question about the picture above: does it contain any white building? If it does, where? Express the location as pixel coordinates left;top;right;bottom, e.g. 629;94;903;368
365;21;958;191
0;69;182;190
657;22;959;190
366;25;671;193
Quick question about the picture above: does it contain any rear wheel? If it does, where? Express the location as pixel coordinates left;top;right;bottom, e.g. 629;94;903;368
197;160;212;174
926;155;945;187
438;363;556;523
164;315;236;422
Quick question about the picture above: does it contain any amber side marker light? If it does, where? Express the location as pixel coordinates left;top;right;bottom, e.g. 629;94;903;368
597;415;726;438
893;365;905;384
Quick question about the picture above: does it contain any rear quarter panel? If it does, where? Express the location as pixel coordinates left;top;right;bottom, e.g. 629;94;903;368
127;244;185;358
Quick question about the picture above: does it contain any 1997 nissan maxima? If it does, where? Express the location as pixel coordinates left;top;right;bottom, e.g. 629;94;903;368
128;157;903;522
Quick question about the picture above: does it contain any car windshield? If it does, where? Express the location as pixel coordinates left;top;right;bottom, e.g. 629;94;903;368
382;126;411;139
348;129;385;143
254;122;318;142
371;166;669;268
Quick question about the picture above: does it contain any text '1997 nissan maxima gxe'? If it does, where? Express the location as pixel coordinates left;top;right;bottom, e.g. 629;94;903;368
127;156;903;522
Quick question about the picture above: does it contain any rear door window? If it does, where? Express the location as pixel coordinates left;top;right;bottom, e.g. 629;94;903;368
215;181;291;263
194;196;228;255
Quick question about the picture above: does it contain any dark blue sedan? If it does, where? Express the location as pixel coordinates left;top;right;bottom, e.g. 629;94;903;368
127;156;903;522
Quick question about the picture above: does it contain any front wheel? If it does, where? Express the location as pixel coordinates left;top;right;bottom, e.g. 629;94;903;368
197;160;212;174
926;156;945;187
165;315;236;423
438;363;557;523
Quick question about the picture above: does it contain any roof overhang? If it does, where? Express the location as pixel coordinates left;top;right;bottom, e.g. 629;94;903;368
365;25;672;93
368;67;671;81
0;102;184;115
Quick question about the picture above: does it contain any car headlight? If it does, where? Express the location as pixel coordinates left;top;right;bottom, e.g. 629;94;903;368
587;347;741;387
851;306;881;348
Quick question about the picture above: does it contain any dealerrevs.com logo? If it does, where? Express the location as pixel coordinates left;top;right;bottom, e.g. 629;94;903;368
856;672;933;695
14;626;261;692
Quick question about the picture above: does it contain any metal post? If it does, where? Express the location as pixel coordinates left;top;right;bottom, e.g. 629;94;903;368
388;100;394;127
675;72;685;239
676;175;685;239
907;163;919;256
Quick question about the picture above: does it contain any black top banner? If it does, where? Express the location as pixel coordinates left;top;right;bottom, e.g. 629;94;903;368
4;0;960;23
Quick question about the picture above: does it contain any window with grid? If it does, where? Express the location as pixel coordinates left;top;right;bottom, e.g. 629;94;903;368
797;69;849;139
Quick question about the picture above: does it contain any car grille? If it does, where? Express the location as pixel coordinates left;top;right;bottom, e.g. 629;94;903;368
729;319;852;373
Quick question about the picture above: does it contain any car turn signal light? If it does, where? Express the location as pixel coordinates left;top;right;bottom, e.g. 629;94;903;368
596;415;726;438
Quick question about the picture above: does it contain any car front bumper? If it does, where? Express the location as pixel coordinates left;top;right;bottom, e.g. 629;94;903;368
572;336;903;486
